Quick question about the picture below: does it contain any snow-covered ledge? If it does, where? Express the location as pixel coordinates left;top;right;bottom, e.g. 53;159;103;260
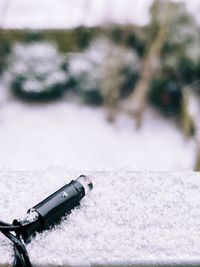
0;169;200;267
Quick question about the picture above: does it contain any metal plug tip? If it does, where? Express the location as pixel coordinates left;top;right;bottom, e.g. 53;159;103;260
76;175;93;194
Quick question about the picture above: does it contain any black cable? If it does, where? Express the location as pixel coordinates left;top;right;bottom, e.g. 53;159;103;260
0;220;32;267
0;222;21;231
0;175;93;267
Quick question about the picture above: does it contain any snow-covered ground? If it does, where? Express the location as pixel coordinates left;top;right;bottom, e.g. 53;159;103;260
0;38;197;172
0;0;200;29
0;93;195;171
1;170;200;266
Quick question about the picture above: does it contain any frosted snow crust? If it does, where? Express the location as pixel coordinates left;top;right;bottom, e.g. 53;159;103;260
0;169;200;266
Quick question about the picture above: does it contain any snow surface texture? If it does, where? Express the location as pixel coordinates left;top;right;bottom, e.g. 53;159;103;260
0;100;196;171
0;0;200;29
0;169;200;267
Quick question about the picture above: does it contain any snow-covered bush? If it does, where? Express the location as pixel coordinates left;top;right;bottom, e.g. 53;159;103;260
7;41;69;101
68;37;140;105
68;53;102;105
159;1;200;88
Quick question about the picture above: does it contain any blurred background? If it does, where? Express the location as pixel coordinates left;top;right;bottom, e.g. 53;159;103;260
0;0;200;171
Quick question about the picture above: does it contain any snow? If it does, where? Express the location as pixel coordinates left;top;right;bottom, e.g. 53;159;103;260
68;37;140;98
0;97;196;171
6;42;68;94
0;169;200;266
0;38;196;171
0;0;200;29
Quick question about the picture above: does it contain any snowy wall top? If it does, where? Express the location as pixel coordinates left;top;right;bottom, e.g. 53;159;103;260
0;0;200;29
0;169;200;266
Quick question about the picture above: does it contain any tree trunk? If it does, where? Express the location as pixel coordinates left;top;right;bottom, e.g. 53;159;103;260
180;89;196;138
127;3;171;127
195;145;200;171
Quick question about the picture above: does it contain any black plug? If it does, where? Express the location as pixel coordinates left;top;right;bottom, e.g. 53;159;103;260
14;175;93;243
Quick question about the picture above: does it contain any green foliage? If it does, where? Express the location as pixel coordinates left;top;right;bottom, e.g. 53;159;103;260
194;61;200;91
177;56;197;84
120;66;139;98
11;75;66;101
75;27;95;50
126;34;145;57
23;31;44;43
149;78;182;116
0;40;12;74
110;26;145;57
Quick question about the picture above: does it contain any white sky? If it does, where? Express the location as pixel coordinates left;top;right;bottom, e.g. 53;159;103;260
0;0;200;29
